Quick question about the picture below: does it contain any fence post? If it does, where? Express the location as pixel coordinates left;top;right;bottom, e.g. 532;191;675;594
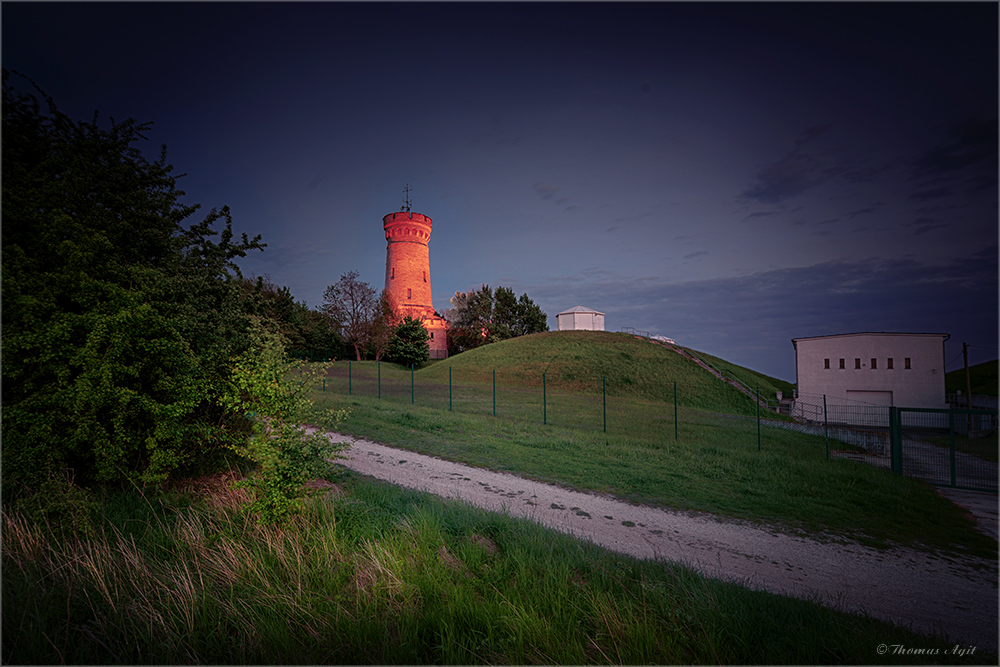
674;381;678;442
449;366;453;412
756;387;761;452
948;409;957;487
543;372;547;425
411;364;414;405
889;406;902;475
603;377;607;433
493;369;496;417
823;394;829;459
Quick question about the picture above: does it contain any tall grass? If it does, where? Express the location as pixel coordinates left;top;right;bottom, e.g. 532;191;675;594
4;476;989;665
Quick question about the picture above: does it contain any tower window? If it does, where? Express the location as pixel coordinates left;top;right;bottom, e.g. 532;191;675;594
871;358;877;369
887;358;894;369
391;267;395;279
839;358;845;369
423;270;427;282
824;358;830;369
407;288;412;299
855;358;861;369
905;357;911;369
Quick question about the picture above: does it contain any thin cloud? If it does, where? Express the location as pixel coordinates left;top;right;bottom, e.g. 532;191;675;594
911;118;998;179
532;182;559;199
739;125;835;205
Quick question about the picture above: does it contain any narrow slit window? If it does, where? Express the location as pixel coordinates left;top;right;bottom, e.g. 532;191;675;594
905;357;911;369
839;358;845;369
887;358;894;369
855;358;861;369
824;359;830;369
407;288;412;299
871;358;877;369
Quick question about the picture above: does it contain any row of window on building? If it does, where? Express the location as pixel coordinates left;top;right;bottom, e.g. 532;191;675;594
824;357;911;370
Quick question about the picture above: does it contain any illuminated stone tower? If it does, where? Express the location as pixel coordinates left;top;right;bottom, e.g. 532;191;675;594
383;192;448;359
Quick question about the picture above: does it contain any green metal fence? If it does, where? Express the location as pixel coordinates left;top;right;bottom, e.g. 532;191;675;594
315;361;799;452
889;406;998;492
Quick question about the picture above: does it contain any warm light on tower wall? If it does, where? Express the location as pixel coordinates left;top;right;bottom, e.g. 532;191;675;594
383;210;449;359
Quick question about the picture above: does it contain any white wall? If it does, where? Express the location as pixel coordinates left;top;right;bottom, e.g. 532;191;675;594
793;333;948;410
556;311;605;331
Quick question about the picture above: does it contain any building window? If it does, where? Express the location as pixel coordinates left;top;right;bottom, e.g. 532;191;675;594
407;288;412;299
839;358;845;369
855;358;861;369
824;359;830;369
423;270;427;282
391;267;395;279
905;357;911;369
871;358;877;369
887;358;894;369
430;332;434;339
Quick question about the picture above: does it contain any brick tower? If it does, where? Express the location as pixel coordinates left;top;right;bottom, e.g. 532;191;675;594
383;206;448;359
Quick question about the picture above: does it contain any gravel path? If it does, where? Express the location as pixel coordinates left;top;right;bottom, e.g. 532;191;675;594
327;432;998;651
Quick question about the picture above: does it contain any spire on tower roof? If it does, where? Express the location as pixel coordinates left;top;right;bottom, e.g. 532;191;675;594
401;183;412;212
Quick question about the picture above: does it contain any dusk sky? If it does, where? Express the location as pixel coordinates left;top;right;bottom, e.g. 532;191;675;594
5;2;997;382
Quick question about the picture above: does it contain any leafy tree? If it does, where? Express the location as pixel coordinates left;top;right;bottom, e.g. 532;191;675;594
368;290;400;362
387;316;430;368
321;271;377;361
446;284;548;354
2;70;265;493
239;274;342;358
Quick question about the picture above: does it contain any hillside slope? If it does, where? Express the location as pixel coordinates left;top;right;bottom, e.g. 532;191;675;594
418;331;792;414
945;359;998;397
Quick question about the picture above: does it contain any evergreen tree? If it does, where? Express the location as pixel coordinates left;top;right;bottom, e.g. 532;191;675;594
387;316;430;367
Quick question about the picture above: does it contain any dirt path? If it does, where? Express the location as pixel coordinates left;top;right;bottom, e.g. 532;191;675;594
326;432;998;651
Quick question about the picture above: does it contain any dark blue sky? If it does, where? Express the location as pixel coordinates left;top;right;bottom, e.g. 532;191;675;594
5;2;997;381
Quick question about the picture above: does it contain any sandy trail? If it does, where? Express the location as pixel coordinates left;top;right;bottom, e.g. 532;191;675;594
325;432;998;651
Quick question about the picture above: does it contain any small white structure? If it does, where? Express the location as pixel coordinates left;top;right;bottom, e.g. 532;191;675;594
791;332;949;423
556;306;605;331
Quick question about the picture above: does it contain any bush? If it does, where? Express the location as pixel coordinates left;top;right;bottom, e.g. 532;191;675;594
387;316;430;368
221;325;349;524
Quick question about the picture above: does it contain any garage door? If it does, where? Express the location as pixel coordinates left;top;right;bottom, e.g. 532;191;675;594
846;390;893;406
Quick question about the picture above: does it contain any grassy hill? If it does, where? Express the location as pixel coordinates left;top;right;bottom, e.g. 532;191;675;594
945;359;998;396
417;330;794;414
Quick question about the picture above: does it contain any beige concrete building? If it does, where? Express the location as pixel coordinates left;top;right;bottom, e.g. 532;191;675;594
791;332;949;421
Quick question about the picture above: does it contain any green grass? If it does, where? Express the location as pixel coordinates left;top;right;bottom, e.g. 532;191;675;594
946;359;999;397
304;332;996;559
4;476;992;665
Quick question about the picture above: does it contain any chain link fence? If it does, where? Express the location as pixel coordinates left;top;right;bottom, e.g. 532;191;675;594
790;393;997;492
310;362;999;492
316;361;802;453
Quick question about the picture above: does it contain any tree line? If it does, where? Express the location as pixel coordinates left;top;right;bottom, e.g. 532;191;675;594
2;70;548;513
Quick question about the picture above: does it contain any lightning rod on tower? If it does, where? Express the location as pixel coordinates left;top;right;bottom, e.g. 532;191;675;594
401;183;412;212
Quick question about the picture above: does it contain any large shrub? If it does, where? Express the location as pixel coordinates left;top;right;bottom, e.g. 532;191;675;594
2;70;265;494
